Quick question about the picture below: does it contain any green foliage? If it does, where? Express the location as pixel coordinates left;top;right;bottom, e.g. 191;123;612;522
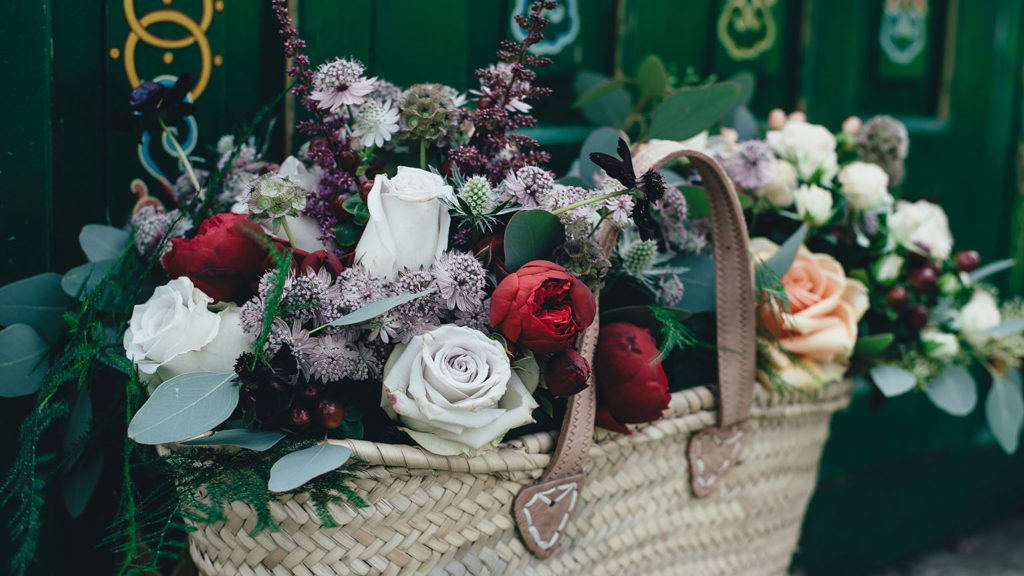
648;305;697;361
503;210;566;271
647;83;742;142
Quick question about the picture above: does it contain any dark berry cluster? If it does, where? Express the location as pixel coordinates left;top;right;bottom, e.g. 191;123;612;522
884;249;981;331
235;350;346;433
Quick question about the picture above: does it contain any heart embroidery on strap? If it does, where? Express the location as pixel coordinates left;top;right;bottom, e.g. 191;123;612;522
687;423;750;498
513;472;584;558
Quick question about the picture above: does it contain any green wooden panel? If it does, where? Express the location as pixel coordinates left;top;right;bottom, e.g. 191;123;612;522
373;0;469;88
300;1;372;72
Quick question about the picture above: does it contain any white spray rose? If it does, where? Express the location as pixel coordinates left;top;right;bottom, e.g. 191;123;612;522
124;277;250;385
381;325;538;455
873;253;905;285
888;200;953;260
794;184;834;226
921;328;961;361
838;161;893;211
761;160;798;207
959;290;1001;347
766;121;839;184
356;167;454;279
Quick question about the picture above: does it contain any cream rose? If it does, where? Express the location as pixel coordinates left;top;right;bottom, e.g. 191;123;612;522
124;277;250;385
381;325;538;455
959;290;1001;347
838;161;893;211
753;238;869;364
761;160;798;207
766;121;839;184
794;184;834;226
888;200;953;260
355;167;454;279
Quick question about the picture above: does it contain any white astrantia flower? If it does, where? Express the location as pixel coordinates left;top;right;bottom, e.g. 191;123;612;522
794;184;834;226
767;120;839;184
351;99;400;148
837;161;893;211
888;200;953;260
381;325;538;455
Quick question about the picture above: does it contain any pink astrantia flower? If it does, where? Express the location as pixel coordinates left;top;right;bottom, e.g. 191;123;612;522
310;58;376;112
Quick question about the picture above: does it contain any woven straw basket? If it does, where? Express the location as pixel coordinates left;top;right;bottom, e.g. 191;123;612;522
182;149;853;576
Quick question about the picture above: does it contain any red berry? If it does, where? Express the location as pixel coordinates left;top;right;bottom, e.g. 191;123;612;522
544;350;591;397
289;406;312;432
886;286;909;309
298;382;320;401
339;149;360;172
477;96;494;110
955;250;981;272
909;267;938;293
906;305;930;330
329;195;352;221
316;398;345;430
359;179;375;203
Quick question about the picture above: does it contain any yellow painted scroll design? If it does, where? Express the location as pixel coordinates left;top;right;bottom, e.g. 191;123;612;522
121;0;216;100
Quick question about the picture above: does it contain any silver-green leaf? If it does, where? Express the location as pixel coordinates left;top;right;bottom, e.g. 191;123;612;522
268;443;352;493
870;364;917;397
62;450;104;519
61;259;117;299
986;369;1024;454
979;318;1024;337
968;258;1014;283
764;223;808;278
923;365;977;416
79;224;130;262
648;83;742;141
128;372;239;445
182;429;286;452
0;272;73;344
327;289;434;328
0;324;50;397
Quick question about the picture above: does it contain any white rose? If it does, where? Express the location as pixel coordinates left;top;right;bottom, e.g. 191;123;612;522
761;160;798;207
381;325;538;455
766;121;839;184
794;184;834;226
356;167;454;279
873;253;904;285
921;328;960;361
124;278;250;385
888;200;953;260
959;290;1001;347
838;161;893;211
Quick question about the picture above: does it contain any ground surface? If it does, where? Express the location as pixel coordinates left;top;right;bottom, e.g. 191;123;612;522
869;516;1024;575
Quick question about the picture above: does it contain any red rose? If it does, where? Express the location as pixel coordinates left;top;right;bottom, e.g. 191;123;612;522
594;322;670;434
490;260;596;354
162;213;269;302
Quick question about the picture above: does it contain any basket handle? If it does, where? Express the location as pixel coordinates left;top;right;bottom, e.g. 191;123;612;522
513;147;756;557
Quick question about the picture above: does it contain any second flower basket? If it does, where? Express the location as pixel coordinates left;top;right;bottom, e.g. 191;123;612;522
180;151;852;576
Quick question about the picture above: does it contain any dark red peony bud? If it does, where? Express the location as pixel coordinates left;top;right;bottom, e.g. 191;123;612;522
359;179;375;203
289;406;312;432
544;350;591;397
886;286;909;309
909;267;937;293
955;250;981;272
440;158;454;179
316;398;345;430
906;305;930;330
339;149;360;172
594;322;670;433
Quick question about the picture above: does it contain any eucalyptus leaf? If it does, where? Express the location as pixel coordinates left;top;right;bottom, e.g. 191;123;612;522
79;224;130;262
182;429;286;452
61;259;118;300
979;318;1024;337
870;365;917;397
854;333;895;357
63;390;93;466
679;186;710;219
327;289;434;328
968;258;1014;283
731;106;759;141
572;77;631;109
503;210;566;271
128;372;239;445
513;352;541;394
986;369;1024;454
61;449;103;519
0;324;50;398
672;254;716;313
924;365;977;416
579;128;627;185
574;72;632;129
636;54;669;100
268;443;352;493
0;272;73;344
648;83;741;141
764;223;808;278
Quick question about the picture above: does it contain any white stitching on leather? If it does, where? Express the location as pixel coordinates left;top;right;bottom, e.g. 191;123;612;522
693;429;745;489
521;482;579;550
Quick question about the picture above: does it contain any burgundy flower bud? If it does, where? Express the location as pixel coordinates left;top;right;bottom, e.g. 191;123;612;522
359;179;374;203
289;405;312;432
955;250;981;272
258;163;281;175
329;195;352;221
909;267;937;293
544;350;591;397
477;96;494;110
339;149;360;172
316;398;345;430
906;305;930;330
886;286;909;309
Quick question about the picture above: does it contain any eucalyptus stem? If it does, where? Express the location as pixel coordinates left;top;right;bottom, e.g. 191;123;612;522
419;139;427;170
158;117;203;200
551;188;633;216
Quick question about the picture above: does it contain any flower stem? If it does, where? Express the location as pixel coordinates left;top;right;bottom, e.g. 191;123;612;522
551;189;633;216
158;117;203;200
419;139;427;170
279;217;296;248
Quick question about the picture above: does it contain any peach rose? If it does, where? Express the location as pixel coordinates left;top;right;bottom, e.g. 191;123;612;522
753;238;868;364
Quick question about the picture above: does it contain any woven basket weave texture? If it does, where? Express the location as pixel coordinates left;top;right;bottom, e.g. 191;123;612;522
186;381;851;576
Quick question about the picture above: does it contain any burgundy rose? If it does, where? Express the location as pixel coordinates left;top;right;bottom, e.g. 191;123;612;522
594;322;670;434
162;213;269;302
490;260;596;354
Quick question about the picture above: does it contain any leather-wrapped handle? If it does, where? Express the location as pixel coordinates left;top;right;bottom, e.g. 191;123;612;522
514;146;756;557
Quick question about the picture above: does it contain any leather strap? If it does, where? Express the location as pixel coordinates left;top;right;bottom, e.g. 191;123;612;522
513;144;756;557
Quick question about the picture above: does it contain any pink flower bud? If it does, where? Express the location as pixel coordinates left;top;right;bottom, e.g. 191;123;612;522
768;109;787;130
788;110;807;123
842;116;862;136
719;127;739;144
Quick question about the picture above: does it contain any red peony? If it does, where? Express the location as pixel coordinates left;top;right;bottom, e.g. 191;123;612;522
162;213;269;302
594;322;670;434
490;260;596;354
